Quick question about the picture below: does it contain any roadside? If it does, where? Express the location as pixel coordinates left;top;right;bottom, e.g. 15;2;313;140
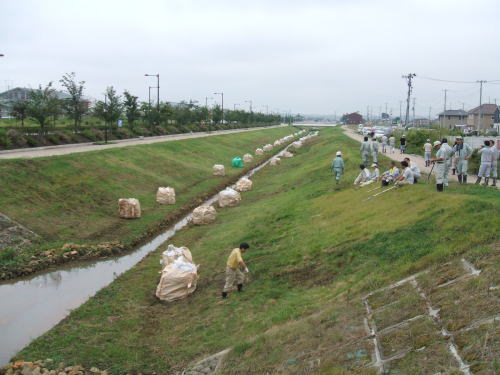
342;126;498;188
0;125;285;159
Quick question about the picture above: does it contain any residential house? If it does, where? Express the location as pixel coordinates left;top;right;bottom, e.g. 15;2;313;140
467;104;500;131
438;109;468;129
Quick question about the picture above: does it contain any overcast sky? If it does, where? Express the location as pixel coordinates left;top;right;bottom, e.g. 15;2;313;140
1;0;500;117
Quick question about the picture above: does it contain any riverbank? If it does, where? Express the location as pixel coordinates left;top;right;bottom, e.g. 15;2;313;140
0;126;297;280
12;128;499;374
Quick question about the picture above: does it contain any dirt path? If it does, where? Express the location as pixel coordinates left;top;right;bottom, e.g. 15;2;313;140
342;126;493;186
0;125;285;159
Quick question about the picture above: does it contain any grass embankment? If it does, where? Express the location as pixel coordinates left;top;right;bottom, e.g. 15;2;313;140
0;126;295;278
15;128;499;374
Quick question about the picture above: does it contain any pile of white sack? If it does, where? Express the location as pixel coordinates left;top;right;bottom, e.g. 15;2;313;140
263;144;273;152
243;153;253;163
282;151;293;158
156;244;198;302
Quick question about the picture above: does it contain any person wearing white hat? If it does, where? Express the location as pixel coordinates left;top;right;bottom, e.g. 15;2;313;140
331;151;345;184
353;164;371;185
423;139;432;167
430;141;445;191
452;136;472;184
389;135;396;153
370;163;380;182
381;134;388;153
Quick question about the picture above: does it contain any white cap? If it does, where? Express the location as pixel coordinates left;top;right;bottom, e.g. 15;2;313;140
426;139;430;142
371;163;378;167
336;151;341;156
456;135;463;139
433;141;441;147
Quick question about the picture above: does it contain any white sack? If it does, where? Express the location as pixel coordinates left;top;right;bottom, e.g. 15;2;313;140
213;164;225;176
155;257;198;302
270;157;281;166
118;198;141;219
161;244;193;266
156;187;176;204
218;188;241;207
255;148;264;156
282;151;294;158
292;141;302;149
192;205;217;225
263;144;273;152
243;153;253;163
235;177;253;192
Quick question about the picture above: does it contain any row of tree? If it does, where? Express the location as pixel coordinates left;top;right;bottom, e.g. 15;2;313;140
8;73;291;132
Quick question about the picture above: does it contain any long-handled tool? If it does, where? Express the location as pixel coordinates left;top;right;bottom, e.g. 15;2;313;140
427;162;435;184
363;185;398;201
366;185;383;193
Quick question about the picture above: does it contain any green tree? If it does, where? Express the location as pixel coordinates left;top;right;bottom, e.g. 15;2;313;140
93;87;122;126
59;72;87;131
123;91;140;131
10;100;29;126
27;82;60;131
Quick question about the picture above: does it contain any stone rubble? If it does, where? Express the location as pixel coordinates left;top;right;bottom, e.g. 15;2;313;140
0;360;108;375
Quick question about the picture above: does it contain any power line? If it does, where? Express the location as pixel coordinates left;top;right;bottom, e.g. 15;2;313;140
416;76;476;84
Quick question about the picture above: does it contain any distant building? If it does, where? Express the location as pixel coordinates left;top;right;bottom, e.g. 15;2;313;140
437;109;468;129
345;112;364;124
467;104;500;131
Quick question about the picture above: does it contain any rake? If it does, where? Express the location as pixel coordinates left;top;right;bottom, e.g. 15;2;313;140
363;186;398;201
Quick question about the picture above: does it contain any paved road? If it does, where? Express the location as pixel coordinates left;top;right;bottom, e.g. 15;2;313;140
342;126;497;188
0;125;286;159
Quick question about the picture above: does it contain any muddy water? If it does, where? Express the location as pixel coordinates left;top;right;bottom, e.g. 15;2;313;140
0;144;292;365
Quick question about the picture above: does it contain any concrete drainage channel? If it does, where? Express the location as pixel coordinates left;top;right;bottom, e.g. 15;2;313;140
0;135;305;367
362;258;498;374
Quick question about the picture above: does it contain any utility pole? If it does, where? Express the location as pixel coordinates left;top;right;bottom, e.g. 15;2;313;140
399;100;402;124
205;96;213;108
428;106;432;124
412;97;416;126
385;102;388;116
402;73;416;127
366;105;369;122
477;80;486;131
245;100;253;112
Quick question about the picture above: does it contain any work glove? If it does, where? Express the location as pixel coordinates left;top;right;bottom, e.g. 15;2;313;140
244;267;249;273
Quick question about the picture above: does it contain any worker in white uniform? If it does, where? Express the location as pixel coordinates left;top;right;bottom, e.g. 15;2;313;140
440;138;454;187
353;164;371;185
476;140;494;186
431;141;445;192
371;136;379;163
395;160;414;185
423;139;432;167
452;136;472;184
381;135;388;153
360;137;371;165
404;157;421;183
389;136;396;153
489;139;498;187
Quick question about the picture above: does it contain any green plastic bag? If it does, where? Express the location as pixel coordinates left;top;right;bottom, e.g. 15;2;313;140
231;157;243;168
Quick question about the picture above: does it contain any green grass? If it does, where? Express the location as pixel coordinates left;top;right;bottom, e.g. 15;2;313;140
14;128;499;374
0;126;296;270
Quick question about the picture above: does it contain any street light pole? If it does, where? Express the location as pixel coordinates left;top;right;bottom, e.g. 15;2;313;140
245;100;253;112
145;73;160;111
233;103;240;110
214;92;224;124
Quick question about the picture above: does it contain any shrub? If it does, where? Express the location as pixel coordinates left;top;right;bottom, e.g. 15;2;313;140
0;128;13;148
115;128;132;139
46;134;61;144
81;128;104;141
6;128;28;148
26;135;41;147
55;130;73;143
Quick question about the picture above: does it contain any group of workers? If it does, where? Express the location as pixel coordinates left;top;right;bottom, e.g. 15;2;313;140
428;137;498;190
333;133;498;192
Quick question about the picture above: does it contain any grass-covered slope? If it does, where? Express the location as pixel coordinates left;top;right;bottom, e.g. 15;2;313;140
0;127;294;272
15;128;499;374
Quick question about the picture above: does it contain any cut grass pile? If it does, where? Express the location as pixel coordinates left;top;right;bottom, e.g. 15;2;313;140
14;128;499;374
0;126;295;271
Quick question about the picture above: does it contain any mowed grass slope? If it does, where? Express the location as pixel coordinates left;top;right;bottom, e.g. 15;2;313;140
16;128;499;374
0;127;294;267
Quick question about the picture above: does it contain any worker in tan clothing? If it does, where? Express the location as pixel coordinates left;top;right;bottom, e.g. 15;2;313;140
222;242;250;298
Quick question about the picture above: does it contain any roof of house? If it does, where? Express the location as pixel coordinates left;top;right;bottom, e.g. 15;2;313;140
438;109;468;116
468;104;499;115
